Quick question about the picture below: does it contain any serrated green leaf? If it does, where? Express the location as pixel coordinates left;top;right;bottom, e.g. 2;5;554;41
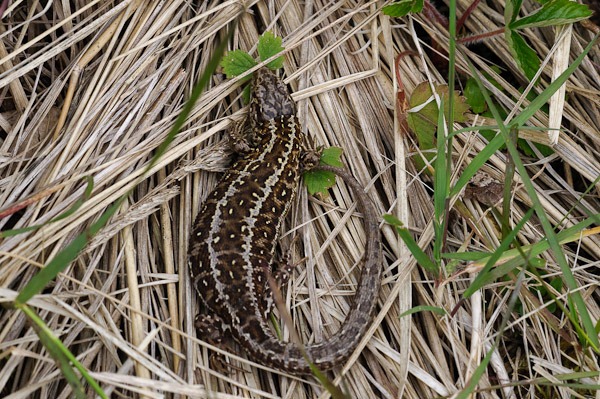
505;30;540;80
302;147;344;196
257;31;284;69
382;0;423;17
464;78;487;114
505;0;524;25
304;169;336;196
220;50;257;78
510;0;592;30
406;83;470;169
319;147;344;168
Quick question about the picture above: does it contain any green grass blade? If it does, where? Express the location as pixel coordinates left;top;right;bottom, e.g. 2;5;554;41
13;14;243;396
466;37;600;350
19;304;106;399
510;33;598;127
433;96;447;267
463;208;534;298
449;133;505;197
1;176;94;238
399;305;447;318
384;214;438;274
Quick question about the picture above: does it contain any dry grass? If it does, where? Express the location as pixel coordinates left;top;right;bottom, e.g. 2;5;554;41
1;1;599;398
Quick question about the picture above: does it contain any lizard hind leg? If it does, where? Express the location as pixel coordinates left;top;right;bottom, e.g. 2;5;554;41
194;314;245;374
300;146;323;173
252;248;296;321
261;236;308;318
272;230;309;288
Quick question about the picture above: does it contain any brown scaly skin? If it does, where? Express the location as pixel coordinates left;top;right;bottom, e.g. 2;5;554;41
188;67;382;374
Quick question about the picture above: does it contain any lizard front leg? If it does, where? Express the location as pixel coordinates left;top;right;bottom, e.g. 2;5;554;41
228;117;257;154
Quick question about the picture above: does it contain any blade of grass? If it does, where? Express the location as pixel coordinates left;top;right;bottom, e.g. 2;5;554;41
439;0;457;268
19;303;102;399
466;33;600;351
462;208;534;297
399;305;448;318
456;268;526;398
501;127;517;238
1;176;94;238
433;96;447;269
384;214;438;274
13;14;242;397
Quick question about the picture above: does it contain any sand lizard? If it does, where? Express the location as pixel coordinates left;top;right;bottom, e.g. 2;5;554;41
188;67;382;374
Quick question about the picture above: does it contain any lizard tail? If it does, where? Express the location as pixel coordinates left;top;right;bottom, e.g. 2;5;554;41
239;165;382;374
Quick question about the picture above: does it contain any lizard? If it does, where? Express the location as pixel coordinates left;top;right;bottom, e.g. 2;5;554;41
188;67;382;374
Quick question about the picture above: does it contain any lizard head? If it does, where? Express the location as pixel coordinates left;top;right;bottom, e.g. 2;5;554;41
250;67;296;123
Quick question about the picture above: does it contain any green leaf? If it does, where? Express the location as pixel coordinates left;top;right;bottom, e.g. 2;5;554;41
505;29;540;80
510;0;592;30
463;67;503;115
505;0;524;25
257;31;285;69
220;50;257;78
319;146;344;168
304;169;336;196
407;83;470;169
464;77;487;114
382;0;423;17
303;147;344;196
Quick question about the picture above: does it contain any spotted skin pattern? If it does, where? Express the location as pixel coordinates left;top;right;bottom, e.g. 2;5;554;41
188;67;382;374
